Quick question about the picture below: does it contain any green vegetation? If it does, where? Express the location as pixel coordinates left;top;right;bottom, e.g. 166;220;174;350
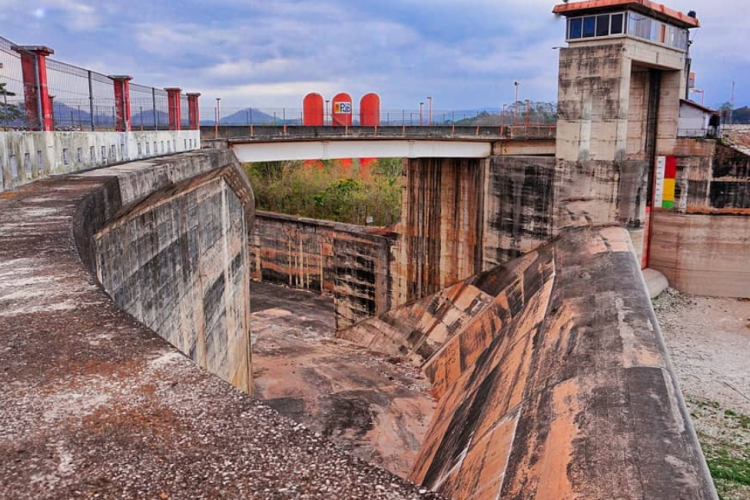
245;158;403;227
0;82;23;124
688;397;750;500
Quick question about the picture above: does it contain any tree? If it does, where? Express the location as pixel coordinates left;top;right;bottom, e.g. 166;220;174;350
0;82;23;125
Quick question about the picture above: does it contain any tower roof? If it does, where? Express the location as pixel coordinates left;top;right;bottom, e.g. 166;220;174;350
553;0;700;29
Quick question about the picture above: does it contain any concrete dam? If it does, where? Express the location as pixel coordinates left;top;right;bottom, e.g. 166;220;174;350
4;1;750;499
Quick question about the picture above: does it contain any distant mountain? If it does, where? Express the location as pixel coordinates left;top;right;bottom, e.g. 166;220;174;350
201;108;295;126
131;108;170;128
50;102;172;129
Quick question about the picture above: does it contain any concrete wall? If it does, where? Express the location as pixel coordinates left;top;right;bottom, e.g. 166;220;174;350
340;227;716;500
249;212;394;329
0;130;200;193
392;157;487;304
90;149;256;393
650;211;750;297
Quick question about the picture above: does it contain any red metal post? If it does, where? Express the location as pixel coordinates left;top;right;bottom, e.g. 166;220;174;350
110;76;132;132
165;87;182;131
13;45;54;131
187;93;201;130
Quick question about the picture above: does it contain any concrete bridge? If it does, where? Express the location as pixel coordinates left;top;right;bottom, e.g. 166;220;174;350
205;125;556;162
4;1;750;499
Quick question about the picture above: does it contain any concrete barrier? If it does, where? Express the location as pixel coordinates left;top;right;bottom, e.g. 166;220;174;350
0;130;200;193
341;226;717;500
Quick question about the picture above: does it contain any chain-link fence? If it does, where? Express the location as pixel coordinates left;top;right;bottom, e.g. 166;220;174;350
0;34;188;131
0;37;31;129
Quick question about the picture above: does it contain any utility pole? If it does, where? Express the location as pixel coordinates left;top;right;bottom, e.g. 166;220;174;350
427;96;432;126
419;102;424;126
514;81;520;126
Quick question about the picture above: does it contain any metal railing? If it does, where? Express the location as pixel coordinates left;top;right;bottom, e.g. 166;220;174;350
0;34;182;131
200;103;558;128
677;128;719;139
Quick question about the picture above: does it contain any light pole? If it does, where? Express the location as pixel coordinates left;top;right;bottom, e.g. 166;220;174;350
513;81;520;126
427;96;432;126
419;102;424;126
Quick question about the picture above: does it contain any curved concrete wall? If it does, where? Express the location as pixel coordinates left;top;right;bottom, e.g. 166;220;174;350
341;226;717;500
0;148;430;499
87;151;256;393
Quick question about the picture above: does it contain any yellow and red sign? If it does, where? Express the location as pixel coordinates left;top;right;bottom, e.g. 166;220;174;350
654;156;677;209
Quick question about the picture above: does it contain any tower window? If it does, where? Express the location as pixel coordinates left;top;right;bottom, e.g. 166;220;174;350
596;15;610;36
611;13;624;34
568;18;583;39
583;16;596;37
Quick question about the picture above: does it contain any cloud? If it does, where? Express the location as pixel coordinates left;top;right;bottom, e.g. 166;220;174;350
0;0;746;108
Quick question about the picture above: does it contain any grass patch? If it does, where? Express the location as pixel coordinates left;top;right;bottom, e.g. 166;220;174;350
706;450;750;486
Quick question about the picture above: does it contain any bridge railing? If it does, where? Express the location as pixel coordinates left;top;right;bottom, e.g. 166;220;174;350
200;103;558;129
0;34;199;132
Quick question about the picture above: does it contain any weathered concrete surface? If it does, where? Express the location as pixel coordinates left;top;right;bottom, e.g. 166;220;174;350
250;211;394;329
0;151;440;500
342;227;716;500
250;282;435;479
0;130;200;193
650;211;750;297
93;158;254;392
393;158;486;304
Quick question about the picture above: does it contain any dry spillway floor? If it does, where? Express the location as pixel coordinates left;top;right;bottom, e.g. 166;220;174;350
250;282;436;478
656;289;750;500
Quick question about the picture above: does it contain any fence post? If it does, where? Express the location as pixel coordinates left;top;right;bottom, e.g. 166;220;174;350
13;45;54;131
165;88;182;131
187;93;201;130
151;87;157;130
110;75;132;132
86;70;95;131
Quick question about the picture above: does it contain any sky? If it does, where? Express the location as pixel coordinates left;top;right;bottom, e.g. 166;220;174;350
0;0;746;112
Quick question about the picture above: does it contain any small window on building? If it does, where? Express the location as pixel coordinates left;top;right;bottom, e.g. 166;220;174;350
172;140;176;151
568;18;583;39
146;142;150;155
583;16;596;37
101;146;106;161
24;152;31;174
62;149;69;166
90;146;96;163
36;151;42;172
596;15;610;37
77;148;83;163
611;13;624;34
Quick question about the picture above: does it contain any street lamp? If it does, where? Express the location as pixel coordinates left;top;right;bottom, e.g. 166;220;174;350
427;96;432;126
419;102;424;126
513;82;520;125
